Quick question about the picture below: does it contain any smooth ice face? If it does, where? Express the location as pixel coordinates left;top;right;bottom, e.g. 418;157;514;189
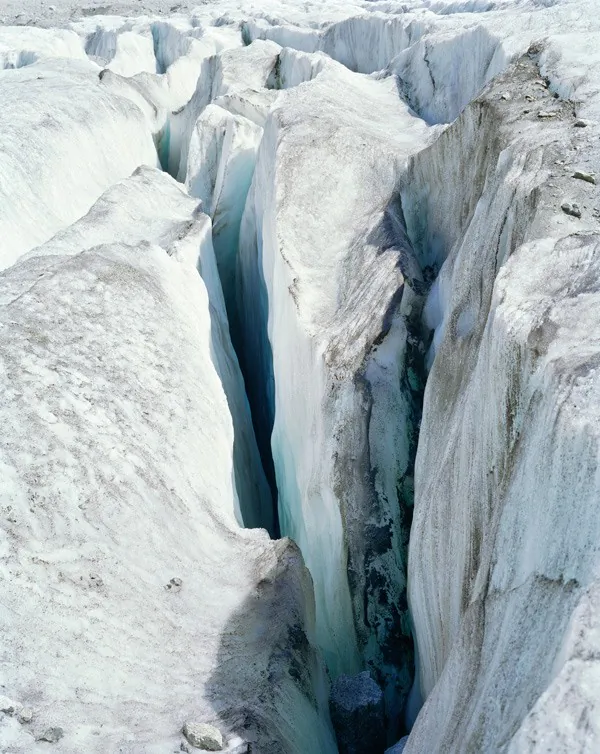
0;167;333;754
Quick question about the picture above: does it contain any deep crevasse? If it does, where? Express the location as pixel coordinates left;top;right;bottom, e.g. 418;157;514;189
0;2;600;752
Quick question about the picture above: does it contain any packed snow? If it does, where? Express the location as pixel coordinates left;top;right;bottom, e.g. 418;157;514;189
0;0;599;752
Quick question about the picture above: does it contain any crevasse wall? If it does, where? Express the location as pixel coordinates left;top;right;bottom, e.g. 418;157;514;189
405;57;600;752
237;55;431;729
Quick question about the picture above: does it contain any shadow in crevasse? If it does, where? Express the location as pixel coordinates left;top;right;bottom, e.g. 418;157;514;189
205;538;338;754
231;203;280;537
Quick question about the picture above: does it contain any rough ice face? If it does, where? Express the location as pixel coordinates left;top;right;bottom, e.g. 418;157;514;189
167;39;281;180
0;167;332;753
237;52;430;723
2;1;600;751
405;58;600;752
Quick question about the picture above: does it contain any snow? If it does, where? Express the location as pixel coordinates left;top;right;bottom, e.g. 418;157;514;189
0;0;599;752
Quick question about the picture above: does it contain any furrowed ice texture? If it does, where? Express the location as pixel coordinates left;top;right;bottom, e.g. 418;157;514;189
237;51;430;725
404;58;600;752
1;1;600;752
0;167;335;754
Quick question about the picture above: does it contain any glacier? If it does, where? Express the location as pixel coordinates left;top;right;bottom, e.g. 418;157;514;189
0;0;599;752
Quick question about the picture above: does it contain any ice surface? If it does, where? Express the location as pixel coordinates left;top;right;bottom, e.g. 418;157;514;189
0;59;158;269
405;55;600;753
0;26;85;68
237;50;430;725
1;1;600;752
0;167;332;753
186;104;263;329
168;39;280;180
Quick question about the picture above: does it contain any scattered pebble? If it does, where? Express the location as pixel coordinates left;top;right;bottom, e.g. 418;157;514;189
182;722;224;751
38;727;64;743
500;92;511;101
18;708;34;724
573;170;596;185
165;577;183;591
561;202;582;218
538;110;558;118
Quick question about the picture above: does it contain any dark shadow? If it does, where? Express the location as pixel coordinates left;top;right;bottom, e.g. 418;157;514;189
234;209;280;537
205;539;338;753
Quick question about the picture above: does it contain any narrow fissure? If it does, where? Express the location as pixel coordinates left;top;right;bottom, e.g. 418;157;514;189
147;22;561;753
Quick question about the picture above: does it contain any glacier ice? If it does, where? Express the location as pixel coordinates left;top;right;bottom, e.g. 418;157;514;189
404;52;600;753
237;50;430;726
167;39;281;180
0;0;600;752
185;103;263;331
0;58;158;269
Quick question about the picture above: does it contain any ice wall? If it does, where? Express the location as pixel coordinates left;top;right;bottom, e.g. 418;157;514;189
237;53;431;726
404;56;600;752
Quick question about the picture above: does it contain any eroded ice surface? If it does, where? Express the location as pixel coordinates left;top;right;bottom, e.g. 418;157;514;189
0;1;599;752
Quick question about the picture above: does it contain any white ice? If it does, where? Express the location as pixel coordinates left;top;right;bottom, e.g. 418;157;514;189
0;1;600;752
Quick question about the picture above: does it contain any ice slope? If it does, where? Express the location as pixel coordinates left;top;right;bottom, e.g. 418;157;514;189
0;26;85;68
404;56;600;752
0;58;157;270
237;51;431;724
20;166;274;533
0;167;333;753
79;19;242;115
1;1;600;751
